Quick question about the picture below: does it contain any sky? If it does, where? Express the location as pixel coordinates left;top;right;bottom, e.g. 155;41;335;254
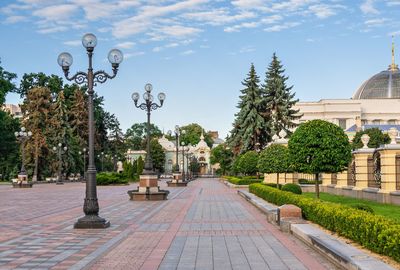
1;0;400;139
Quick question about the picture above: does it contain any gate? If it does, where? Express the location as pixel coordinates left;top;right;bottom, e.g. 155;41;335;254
396;155;400;190
370;150;381;188
347;156;356;186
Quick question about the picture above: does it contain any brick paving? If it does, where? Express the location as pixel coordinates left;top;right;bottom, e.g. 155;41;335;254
0;179;338;270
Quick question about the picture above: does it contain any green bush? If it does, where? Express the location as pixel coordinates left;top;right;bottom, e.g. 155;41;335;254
249;183;400;262
298;179;322;185
281;183;302;194
264;183;283;189
224;176;262;185
96;172;129;185
350;203;374;214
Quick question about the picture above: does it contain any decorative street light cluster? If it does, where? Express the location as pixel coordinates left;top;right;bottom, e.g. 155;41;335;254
58;33;123;229
168;125;185;173
53;143;68;185
14;127;32;179
131;83;165;173
180;142;191;181
128;83;168;201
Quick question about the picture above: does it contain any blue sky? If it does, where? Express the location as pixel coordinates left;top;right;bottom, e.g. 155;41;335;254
1;0;400;139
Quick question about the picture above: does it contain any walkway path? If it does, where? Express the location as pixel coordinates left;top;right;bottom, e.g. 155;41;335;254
0;179;337;270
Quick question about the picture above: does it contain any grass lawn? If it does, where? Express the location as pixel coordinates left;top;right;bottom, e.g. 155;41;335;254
303;192;400;223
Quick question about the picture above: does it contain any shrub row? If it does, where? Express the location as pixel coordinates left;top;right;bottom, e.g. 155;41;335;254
298;179;322;185
249;183;400;262
96;172;129;185
224;176;262;185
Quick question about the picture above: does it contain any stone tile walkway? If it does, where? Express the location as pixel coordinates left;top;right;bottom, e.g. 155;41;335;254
0;179;337;269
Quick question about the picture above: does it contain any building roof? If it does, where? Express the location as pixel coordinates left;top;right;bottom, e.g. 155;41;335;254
346;124;400;132
352;69;400;99
352;39;400;100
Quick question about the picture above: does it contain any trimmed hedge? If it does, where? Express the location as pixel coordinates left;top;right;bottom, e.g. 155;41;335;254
249;183;400;262
97;172;129;185
224;176;262;185
281;183;302;194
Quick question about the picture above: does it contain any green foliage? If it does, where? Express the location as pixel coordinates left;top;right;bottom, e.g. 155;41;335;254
264;183;283;189
96;172;129;185
177;123;214;148
125;123;162;150
281;183;302;194
137;156;144;175
298;179;322;185
0;111;20;180
237;151;259;175
302;193;400;222
123;161;137;181
249;183;400;262
149;138;165;173
0;62;17;105
17;72;63;98
261;53;300;136
224;176;262;185
210;144;233;175
352;128;390;150
257;144;289;173
228;64;266;154
350;203;374;214
289;120;352;174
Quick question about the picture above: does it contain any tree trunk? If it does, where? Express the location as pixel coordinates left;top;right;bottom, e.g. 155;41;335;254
315;173;320;199
277;173;280;189
33;138;39;181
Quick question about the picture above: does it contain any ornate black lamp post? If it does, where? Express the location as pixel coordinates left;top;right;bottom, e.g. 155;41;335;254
79;148;87;180
15;127;32;183
181;141;187;181
168;126;186;173
128;83;168;200
57;33;123;229
131;83;165;173
53;143;67;185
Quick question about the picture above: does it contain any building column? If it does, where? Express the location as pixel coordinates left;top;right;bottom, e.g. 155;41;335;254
353;149;374;190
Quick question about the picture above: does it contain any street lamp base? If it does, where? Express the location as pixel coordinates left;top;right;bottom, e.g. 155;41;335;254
74;215;110;229
127;174;169;201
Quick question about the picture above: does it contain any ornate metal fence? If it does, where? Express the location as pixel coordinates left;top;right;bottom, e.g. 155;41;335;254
347;156;356;186
396;155;400;190
370;150;381;188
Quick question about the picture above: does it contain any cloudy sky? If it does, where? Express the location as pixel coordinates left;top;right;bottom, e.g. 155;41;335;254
1;0;400;138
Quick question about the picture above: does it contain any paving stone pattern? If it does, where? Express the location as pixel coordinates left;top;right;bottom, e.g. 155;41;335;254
0;179;336;270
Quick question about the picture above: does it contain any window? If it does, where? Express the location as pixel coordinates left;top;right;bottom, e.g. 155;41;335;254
338;119;347;129
388;119;397;125
372;119;381;125
361;119;368;125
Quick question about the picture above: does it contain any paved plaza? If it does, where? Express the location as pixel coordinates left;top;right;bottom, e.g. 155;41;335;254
0;178;338;270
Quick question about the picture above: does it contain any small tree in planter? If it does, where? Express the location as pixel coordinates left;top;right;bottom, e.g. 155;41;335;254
257;144;289;189
288;120;352;198
238;151;259;176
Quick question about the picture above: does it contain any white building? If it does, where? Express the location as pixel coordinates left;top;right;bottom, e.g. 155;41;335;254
294;46;400;137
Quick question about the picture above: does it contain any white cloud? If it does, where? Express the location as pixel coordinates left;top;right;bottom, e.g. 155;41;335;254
264;22;301;32
181;49;195;55
112;0;208;38
365;18;388;27
387;0;400;6
308;4;336;19
124;51;145;58
4;16;28;24
183;9;256;26
231;0;265;9
32;4;78;21
360;0;379;14
239;45;255;53
157;25;202;38
153;46;163;52
63;40;81;46
116;41;136;49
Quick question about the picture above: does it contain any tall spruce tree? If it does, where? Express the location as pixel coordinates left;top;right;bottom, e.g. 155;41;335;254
261;53;301;139
21;87;53;180
228;64;266;154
